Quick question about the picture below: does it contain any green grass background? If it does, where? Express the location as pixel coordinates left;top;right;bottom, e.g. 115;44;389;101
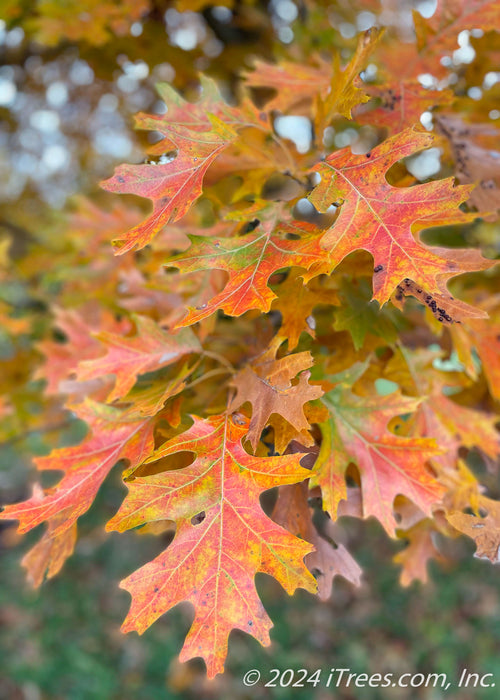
1;469;499;700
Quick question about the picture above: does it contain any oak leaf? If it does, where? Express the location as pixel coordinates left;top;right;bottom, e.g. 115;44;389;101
243;57;331;114
243;29;380;125
0;401;156;537
333;277;399;350
355;79;454;133
228;343;324;450
101;117;238;254
168;206;330;326
269;402;329;455
414;0;500;60
76;315;201;403
308;126;494;314
450;296;500;400
393;520;445;586
447;497;500;563
314;27;382;132
124;364;192;418
417;392;500;470
436;114;500;218
136;76;267;140
375;1;500;80
21;512;77;588
34;308;129;396
384;347;500;471
310;365;444;535
271;271;340;350
106;413;316;677
101;78;270;254
272;482;362;600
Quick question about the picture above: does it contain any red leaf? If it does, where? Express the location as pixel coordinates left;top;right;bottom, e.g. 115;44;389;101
101;118;238;254
77;315;200;402
0;401;156;537
168;205;330;325
308;127;494;315
310;366;444;535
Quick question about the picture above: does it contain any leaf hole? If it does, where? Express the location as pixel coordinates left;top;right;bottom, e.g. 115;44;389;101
134;451;195;477
241;218;260;234
191;511;206;526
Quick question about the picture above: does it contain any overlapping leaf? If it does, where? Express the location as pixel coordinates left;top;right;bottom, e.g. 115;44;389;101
355;79;454;133
436;114;500;217
0;401;156;537
384;347;500;471
272;482;362;600
35;308;129;396
100;78;270;254
243;57;330;113
168;206;331;326
271;270;340;350
308;126;494;315
136;76;267;138
376;0;500;80
414;0;500;59
310;365;444;535
244;29;379;125
4;1;500;680
101;117;238;254
228;343;324;450
76;315;201;402
21;512;77;588
450;295;500;400
106;413;316;677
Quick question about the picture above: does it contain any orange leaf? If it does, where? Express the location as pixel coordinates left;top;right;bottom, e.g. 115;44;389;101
447;497;500;563
101;78;268;254
106;413;316;677
385;347;500;471
21;513;77;588
244;29;380;123
243;57;330;113
414;0;500;60
393;520;445;586
271;271;339;351
450;296;500;400
101;118;237;254
272;482;362;600
168;206;330;325
34;308;128;396
356;79;454;133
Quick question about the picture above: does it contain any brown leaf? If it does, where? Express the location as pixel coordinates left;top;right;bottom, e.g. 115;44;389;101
229;343;324;450
271;482;362;600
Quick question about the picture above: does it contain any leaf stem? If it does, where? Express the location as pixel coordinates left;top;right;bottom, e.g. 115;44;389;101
185;368;233;392
201;350;235;371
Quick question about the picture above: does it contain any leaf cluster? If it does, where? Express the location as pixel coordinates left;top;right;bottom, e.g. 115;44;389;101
1;0;500;679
